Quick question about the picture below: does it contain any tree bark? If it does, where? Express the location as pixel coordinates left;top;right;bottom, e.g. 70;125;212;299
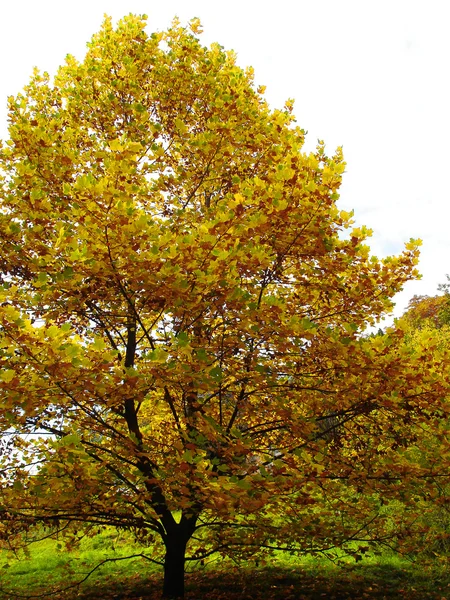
162;533;188;599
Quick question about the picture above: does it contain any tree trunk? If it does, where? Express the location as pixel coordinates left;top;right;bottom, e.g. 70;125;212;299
162;534;187;599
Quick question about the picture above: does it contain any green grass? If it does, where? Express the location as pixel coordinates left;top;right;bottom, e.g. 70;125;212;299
1;530;449;599
0;529;160;599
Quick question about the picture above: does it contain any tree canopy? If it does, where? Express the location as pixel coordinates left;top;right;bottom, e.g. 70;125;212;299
403;293;449;330
1;15;449;599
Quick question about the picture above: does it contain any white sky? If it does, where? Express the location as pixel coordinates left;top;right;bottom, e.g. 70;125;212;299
1;0;449;323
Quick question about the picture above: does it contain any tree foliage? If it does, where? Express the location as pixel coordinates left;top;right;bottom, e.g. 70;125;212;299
0;15;449;598
396;289;450;556
403;293;449;330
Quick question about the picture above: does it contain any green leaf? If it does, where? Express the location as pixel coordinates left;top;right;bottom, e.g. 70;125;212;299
177;331;189;347
62;266;74;279
61;434;81;446
196;348;208;362
209;366;222;380
47;325;60;338
149;348;169;363
92;337;106;351
343;322;358;334
236;479;252;490
182;449;194;463
301;318;316;330
133;102;146;113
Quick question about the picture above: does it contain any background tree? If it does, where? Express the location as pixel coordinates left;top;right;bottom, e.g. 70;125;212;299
1;15;449;599
394;289;450;556
403;293;449;330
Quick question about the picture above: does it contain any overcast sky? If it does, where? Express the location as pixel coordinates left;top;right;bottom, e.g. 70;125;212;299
1;0;448;323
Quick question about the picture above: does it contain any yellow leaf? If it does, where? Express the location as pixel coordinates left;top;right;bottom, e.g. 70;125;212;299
1;369;16;383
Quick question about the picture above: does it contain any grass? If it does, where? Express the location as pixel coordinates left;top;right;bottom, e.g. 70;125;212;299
1;530;449;599
0;529;159;599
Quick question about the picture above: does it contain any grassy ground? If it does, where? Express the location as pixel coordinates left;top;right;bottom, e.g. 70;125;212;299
1;530;449;599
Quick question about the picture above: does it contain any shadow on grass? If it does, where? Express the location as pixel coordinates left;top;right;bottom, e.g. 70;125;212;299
32;562;447;600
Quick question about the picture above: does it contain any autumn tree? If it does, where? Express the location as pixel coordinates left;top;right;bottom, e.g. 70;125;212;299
403;293;449;330
395;290;450;555
1;15;450;599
